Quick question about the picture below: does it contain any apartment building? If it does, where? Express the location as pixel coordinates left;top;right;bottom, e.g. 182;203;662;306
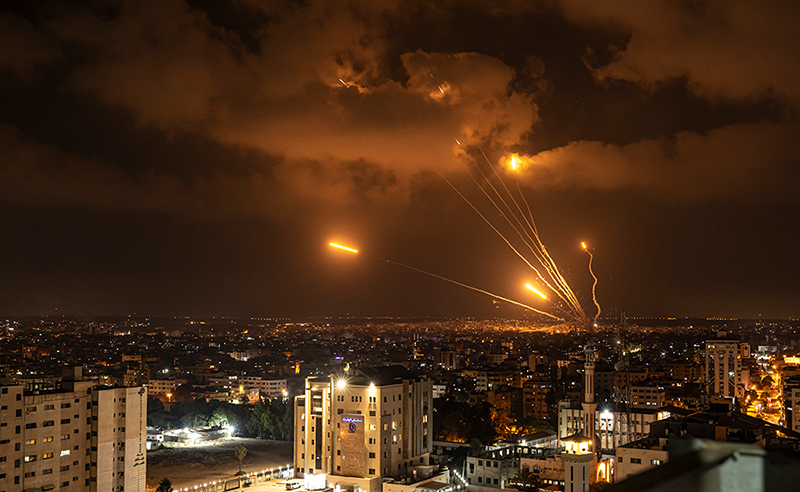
784;377;800;433
465;367;517;392
208;376;287;399
615;436;668;482
0;377;146;492
238;377;287;399
293;366;433;492
629;383;665;408
146;379;186;399
522;377;552;420
705;337;745;400
465;444;519;489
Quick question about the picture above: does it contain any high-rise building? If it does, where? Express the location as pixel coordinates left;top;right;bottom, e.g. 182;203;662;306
0;377;147;492
91;386;148;492
784;377;800;433
705;337;744;400
293;366;433;492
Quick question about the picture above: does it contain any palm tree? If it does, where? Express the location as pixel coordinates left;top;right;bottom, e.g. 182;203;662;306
235;445;247;475
511;468;540;491
156;478;173;492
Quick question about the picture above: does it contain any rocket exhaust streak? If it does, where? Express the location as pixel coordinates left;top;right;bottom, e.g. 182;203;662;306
372;255;565;322
328;242;564;321
455;162;579;316
524;282;576;319
437;173;563;297
516;177;539;237
461;149;587;322
477;149;586;319
525;283;547;299
583;243;601;326
330;242;359;253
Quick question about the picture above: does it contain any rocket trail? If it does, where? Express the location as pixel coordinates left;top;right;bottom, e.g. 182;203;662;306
328;241;564;321
525;283;547;299
372;255;565;322
452;162;573;312
583;243;601;326
453;148;587;322
330;242;358;253
436;172;563;297
476;148;586;319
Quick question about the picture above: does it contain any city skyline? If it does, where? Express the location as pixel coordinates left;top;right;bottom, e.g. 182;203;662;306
1;1;799;319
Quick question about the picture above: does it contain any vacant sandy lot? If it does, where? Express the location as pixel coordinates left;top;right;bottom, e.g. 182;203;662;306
147;438;293;491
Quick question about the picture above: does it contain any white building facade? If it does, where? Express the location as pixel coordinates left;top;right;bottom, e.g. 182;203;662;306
705;339;744;400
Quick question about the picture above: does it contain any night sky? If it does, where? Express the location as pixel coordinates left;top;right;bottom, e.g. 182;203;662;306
1;0;799;320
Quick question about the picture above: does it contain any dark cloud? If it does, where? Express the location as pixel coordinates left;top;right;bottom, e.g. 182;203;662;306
562;0;800;102
517;120;800;200
0;0;798;318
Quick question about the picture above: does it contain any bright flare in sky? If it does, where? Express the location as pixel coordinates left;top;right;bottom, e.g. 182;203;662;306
525;283;547;299
502;153;536;172
330;242;358;254
582;241;587;250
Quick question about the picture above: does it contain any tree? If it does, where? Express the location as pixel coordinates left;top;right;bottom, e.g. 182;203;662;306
173;383;193;402
180;412;208;428
513;416;552;436
147;396;165;414
148;410;181;430
589;481;612;492
235;445;247;475
209;408;230;428
246;400;293;440
469;438;483;456
156;478;173;492
433;396;496;444
511;468;540;492
491;398;515;440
